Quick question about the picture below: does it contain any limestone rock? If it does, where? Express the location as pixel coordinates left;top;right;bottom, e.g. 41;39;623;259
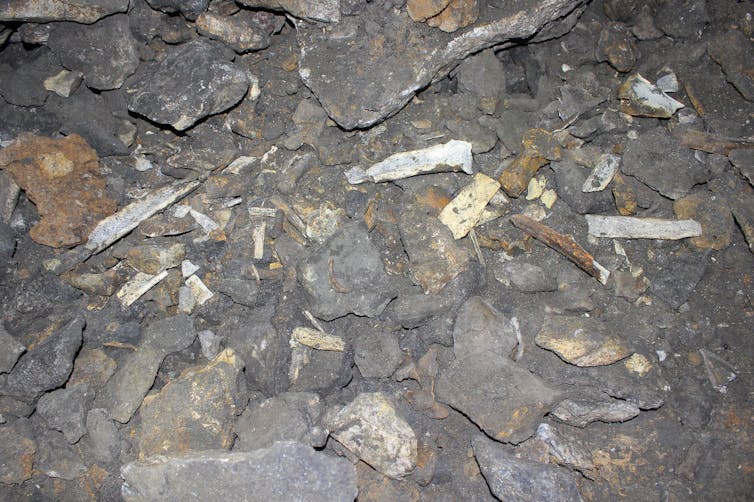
550;396;640;427
535;316;633;367
452;296;517;359
0;0;128;23
137;349;247;457
237;0;340;23
121;442;358;501
196;11;270;53
145;0;209;20
0;134;117;248
124;40;249;131
325;392;418;479
0;419;35;484
0;324;25;374
36;384;94;444
35;429;87;480
674;192;735;251
436;352;562;443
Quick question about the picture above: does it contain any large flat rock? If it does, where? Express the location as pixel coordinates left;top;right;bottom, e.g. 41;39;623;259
296;0;587;129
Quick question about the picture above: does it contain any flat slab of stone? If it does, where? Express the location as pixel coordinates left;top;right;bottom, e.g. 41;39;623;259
535;316;632;367
0;0;128;23
121;441;357;502
436;352;562;443
296;0;587;129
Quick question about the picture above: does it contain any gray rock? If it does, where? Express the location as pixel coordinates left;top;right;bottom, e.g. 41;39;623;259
298;222;399;320
198;330;223;360
729;148;754;185
436;352;562;444
0;0;128;23
84;408;121;463
237;0;340;23
121;441;358;501
136;349;247;457
124;40;249;130
0;46;58;106
456;48;504;114
145;0;209;20
234;392;325;450
325;392;417;479
551;160;615;214
2;315;83;400
216;278;259;307
289;344;353;394
622;126;709;200
35;429;87;480
655;0;708;39
644;246;710;309
498;261;559;293
473;436;584;502
353;330;402;379
48;14;139;90
36;384;94;444
297;0;587;129
196;10;270;53
0;419;35;484
0;222;15;262
550;396;640;427
452;296;517;359
707;29;754;102
0;324;25;374
95;314;197;423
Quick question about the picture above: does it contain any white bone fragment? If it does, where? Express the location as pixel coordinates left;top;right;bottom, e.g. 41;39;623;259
252;222;266;260
181;260;200;278
345;140;473;184
248;206;278;218
185;275;214;305
116;271;168;307
189;209;220;233
439;173;501;239
291;326;345;352
582;154;620;193
585;215;702;240
618;74;684;118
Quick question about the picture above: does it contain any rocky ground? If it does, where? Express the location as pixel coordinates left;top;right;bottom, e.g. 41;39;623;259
0;0;752;500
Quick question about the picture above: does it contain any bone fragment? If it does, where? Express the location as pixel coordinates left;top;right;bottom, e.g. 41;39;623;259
439;173;500;239
291;326;345;352
585;215;702;240
116;271;168;307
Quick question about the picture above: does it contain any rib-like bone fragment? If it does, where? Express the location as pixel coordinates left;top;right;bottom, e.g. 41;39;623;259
345;140;472;184
116;271;169;307
510;214;610;285
585;215;702;240
291;326;345;352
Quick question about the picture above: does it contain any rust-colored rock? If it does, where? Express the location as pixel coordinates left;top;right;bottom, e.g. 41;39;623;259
0;134;116;248
674;192;734;250
426;0;479;33
407;0;451;21
499;129;560;197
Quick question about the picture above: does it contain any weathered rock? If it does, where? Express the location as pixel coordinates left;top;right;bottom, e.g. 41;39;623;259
43;69;83;98
35;429;87;480
298;222;399;320
439;173;501;239
729;148;754;186
215;277;259;307
95;314;197;423
654;0;709;39
436;352;562;443
550;395;640;427
237;0;340;23
551;160;616;214
533;423;595;477
0;134;117;248
137;349;247;457
125;241;186;274
325;392;417;479
0;324;25;374
535;316;633;367
595;22;637;72
124;40;249;130
452;296;517;359
674;192;735;250
145;0;209;20
0;0;128;23
498;261;559;293
196;10;270;53
0;46;58;107
644;246;709;309
622;126;708;200
297;0;588;129
617;74;685;118
456;48;504;114
398;205;471;294
2;315;83;400
234;392;325;450
426;0;479;33
288;341;353;394
84;408;121;464
47;14;139;90
472;436;583;502
499;129;560;197
121;441;358;501
0;419;35;484
353;329;402;379
61;268;127;296
36;384;94;444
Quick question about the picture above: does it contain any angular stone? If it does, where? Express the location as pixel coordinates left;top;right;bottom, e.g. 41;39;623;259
237;0;340;23
0;47;59;107
234;392;325;451
0;324;25;374
499;129;559;197
48;14;139;90
85;408;121;463
596;22;638;72
0;134;117;248
436;352;562;443
145;0;209;20
121;441;358;502
137;349;247;457
298;222;399;320
36;429;87;480
498;261;559;293
96;314;197;423
536;316;632;367
297;0;588;129
456;48;503;113
288;342;352;394
125;241;186;274
453;296;517;360
325;392;417;479
407;0;451;22
622;126;708;200
196;10;270;53
550;396;640;427
353;330;402;379
674;192;735;251
645;246;709;309
43;69;83;98
473;436;583;502
398;205;471;294
0;419;35;484
426;0;479;33
215;277;259;307
124;40;249;130
36;384;94;444
0;0;128;23
2;315;83;400
617;74;684;118
707;30;753;101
